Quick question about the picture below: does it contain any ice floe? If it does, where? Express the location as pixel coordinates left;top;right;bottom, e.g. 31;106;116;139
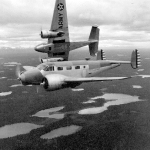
41;125;82;139
32;106;65;119
79;93;143;115
0;91;12;96
72;88;84;92
0;123;43;139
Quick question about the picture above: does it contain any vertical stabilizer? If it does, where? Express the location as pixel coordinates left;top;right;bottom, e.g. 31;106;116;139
97;49;106;60
89;25;99;56
131;49;141;69
49;0;69;43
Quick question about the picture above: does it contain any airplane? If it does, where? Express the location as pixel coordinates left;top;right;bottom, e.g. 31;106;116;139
16;49;141;92
34;0;99;63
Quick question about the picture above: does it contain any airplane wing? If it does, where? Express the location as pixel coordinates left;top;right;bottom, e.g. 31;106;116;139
23;66;36;71
64;76;131;83
49;0;69;43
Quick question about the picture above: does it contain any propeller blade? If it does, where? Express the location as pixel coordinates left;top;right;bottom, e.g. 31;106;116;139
36;86;39;93
39;56;42;63
16;65;21;79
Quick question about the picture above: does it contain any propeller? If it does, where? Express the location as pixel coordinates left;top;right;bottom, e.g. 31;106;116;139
39;26;43;37
39;56;43;63
36;85;39;93
16;64;21;80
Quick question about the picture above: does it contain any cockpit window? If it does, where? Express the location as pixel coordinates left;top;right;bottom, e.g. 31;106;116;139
43;66;54;71
37;64;54;71
37;64;47;70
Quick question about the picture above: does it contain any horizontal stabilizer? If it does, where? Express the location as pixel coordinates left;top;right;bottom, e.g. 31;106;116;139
131;49;141;69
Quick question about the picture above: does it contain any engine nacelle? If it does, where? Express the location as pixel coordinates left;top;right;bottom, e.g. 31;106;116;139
35;43;54;53
41;30;64;39
40;58;64;63
42;74;67;91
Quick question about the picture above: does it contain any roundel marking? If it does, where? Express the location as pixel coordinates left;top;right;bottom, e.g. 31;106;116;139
57;3;64;11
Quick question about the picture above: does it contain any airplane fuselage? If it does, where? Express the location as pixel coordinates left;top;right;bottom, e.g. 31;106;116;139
18;49;140;92
21;60;120;86
40;60;120;80
35;41;95;60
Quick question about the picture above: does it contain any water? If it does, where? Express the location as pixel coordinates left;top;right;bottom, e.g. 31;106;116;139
138;75;150;78
0;91;12;96
41;125;82;140
0;77;7;80
10;84;23;88
72;88;84;92
0;123;43;139
32;106;65;119
79;93;143;115
133;85;142;89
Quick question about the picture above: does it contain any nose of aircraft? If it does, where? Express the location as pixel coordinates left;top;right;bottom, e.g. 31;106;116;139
34;44;44;52
19;69;43;85
19;74;26;84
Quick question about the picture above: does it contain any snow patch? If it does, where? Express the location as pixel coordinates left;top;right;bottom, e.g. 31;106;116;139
0;123;43;139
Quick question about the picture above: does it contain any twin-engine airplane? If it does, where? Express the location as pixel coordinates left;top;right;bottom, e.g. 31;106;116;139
16;49;140;92
35;0;99;63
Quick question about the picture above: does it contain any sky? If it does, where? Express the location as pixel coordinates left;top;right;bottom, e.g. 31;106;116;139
0;0;150;49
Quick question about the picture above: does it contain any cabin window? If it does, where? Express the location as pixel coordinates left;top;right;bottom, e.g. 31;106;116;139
75;66;80;69
58;67;63;71
66;66;72;70
49;47;51;51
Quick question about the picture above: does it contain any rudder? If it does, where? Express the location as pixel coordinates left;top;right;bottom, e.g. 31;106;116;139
89;25;99;56
131;49;141;69
97;49;106;60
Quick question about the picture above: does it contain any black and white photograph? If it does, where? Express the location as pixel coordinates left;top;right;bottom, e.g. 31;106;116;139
0;0;150;149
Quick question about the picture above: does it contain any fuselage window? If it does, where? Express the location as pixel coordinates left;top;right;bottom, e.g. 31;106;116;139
66;66;72;70
75;66;80;69
58;67;63;71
